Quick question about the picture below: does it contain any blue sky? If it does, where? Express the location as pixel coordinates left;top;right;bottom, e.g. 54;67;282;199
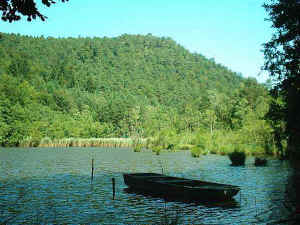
1;0;273;83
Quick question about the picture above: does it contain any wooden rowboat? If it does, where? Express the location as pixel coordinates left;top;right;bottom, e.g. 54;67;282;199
123;173;240;201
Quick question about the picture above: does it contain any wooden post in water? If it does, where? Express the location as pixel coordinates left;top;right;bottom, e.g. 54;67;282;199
112;178;115;200
91;158;94;183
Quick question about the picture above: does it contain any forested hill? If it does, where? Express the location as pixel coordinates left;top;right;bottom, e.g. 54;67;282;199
0;33;270;149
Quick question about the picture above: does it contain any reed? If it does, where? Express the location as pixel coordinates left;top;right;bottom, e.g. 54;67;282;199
33;137;146;148
18;135;274;160
19;136;40;147
132;137;145;152
133;144;143;152
19;137;32;147
39;137;52;147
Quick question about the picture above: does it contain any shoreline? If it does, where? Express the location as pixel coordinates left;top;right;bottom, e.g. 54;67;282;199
0;137;278;159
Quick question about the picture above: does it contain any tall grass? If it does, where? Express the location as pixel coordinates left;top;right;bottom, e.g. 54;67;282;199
17;129;282;160
132;138;144;152
19;136;40;147
20;137;147;148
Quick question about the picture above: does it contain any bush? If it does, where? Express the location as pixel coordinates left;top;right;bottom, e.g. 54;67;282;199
228;148;246;166
191;145;205;158
151;145;162;155
264;142;274;155
166;143;175;150
152;145;162;152
191;149;201;158
254;157;267;166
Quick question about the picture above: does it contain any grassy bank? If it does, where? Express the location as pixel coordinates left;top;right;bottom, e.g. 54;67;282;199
16;130;282;159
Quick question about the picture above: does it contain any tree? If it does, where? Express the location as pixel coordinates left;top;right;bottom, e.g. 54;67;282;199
263;0;300;158
0;0;69;22
0;33;272;147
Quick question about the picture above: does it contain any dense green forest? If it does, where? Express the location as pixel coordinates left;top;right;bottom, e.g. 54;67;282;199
0;32;278;155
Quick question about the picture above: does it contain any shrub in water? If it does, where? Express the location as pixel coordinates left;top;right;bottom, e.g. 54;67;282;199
166;143;174;150
254;157;267;166
152;145;162;155
228;148;246;166
191;149;200;158
191;145;204;158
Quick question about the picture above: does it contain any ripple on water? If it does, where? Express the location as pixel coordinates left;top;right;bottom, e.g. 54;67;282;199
0;147;294;224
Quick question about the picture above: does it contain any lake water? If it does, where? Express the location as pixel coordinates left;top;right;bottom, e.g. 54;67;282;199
0;147;295;224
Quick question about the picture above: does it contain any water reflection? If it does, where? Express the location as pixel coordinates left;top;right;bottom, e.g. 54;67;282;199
274;160;300;225
124;187;240;209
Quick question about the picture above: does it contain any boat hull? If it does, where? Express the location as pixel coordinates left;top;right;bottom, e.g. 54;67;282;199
123;173;240;201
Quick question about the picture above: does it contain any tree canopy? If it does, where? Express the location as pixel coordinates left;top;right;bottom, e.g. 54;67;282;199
263;0;300;158
0;33;275;157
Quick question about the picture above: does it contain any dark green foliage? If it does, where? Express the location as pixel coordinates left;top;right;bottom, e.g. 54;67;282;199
228;149;246;166
1;0;69;22
166;144;174;150
0;33;274;150
263;0;300;159
254;157;267;167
